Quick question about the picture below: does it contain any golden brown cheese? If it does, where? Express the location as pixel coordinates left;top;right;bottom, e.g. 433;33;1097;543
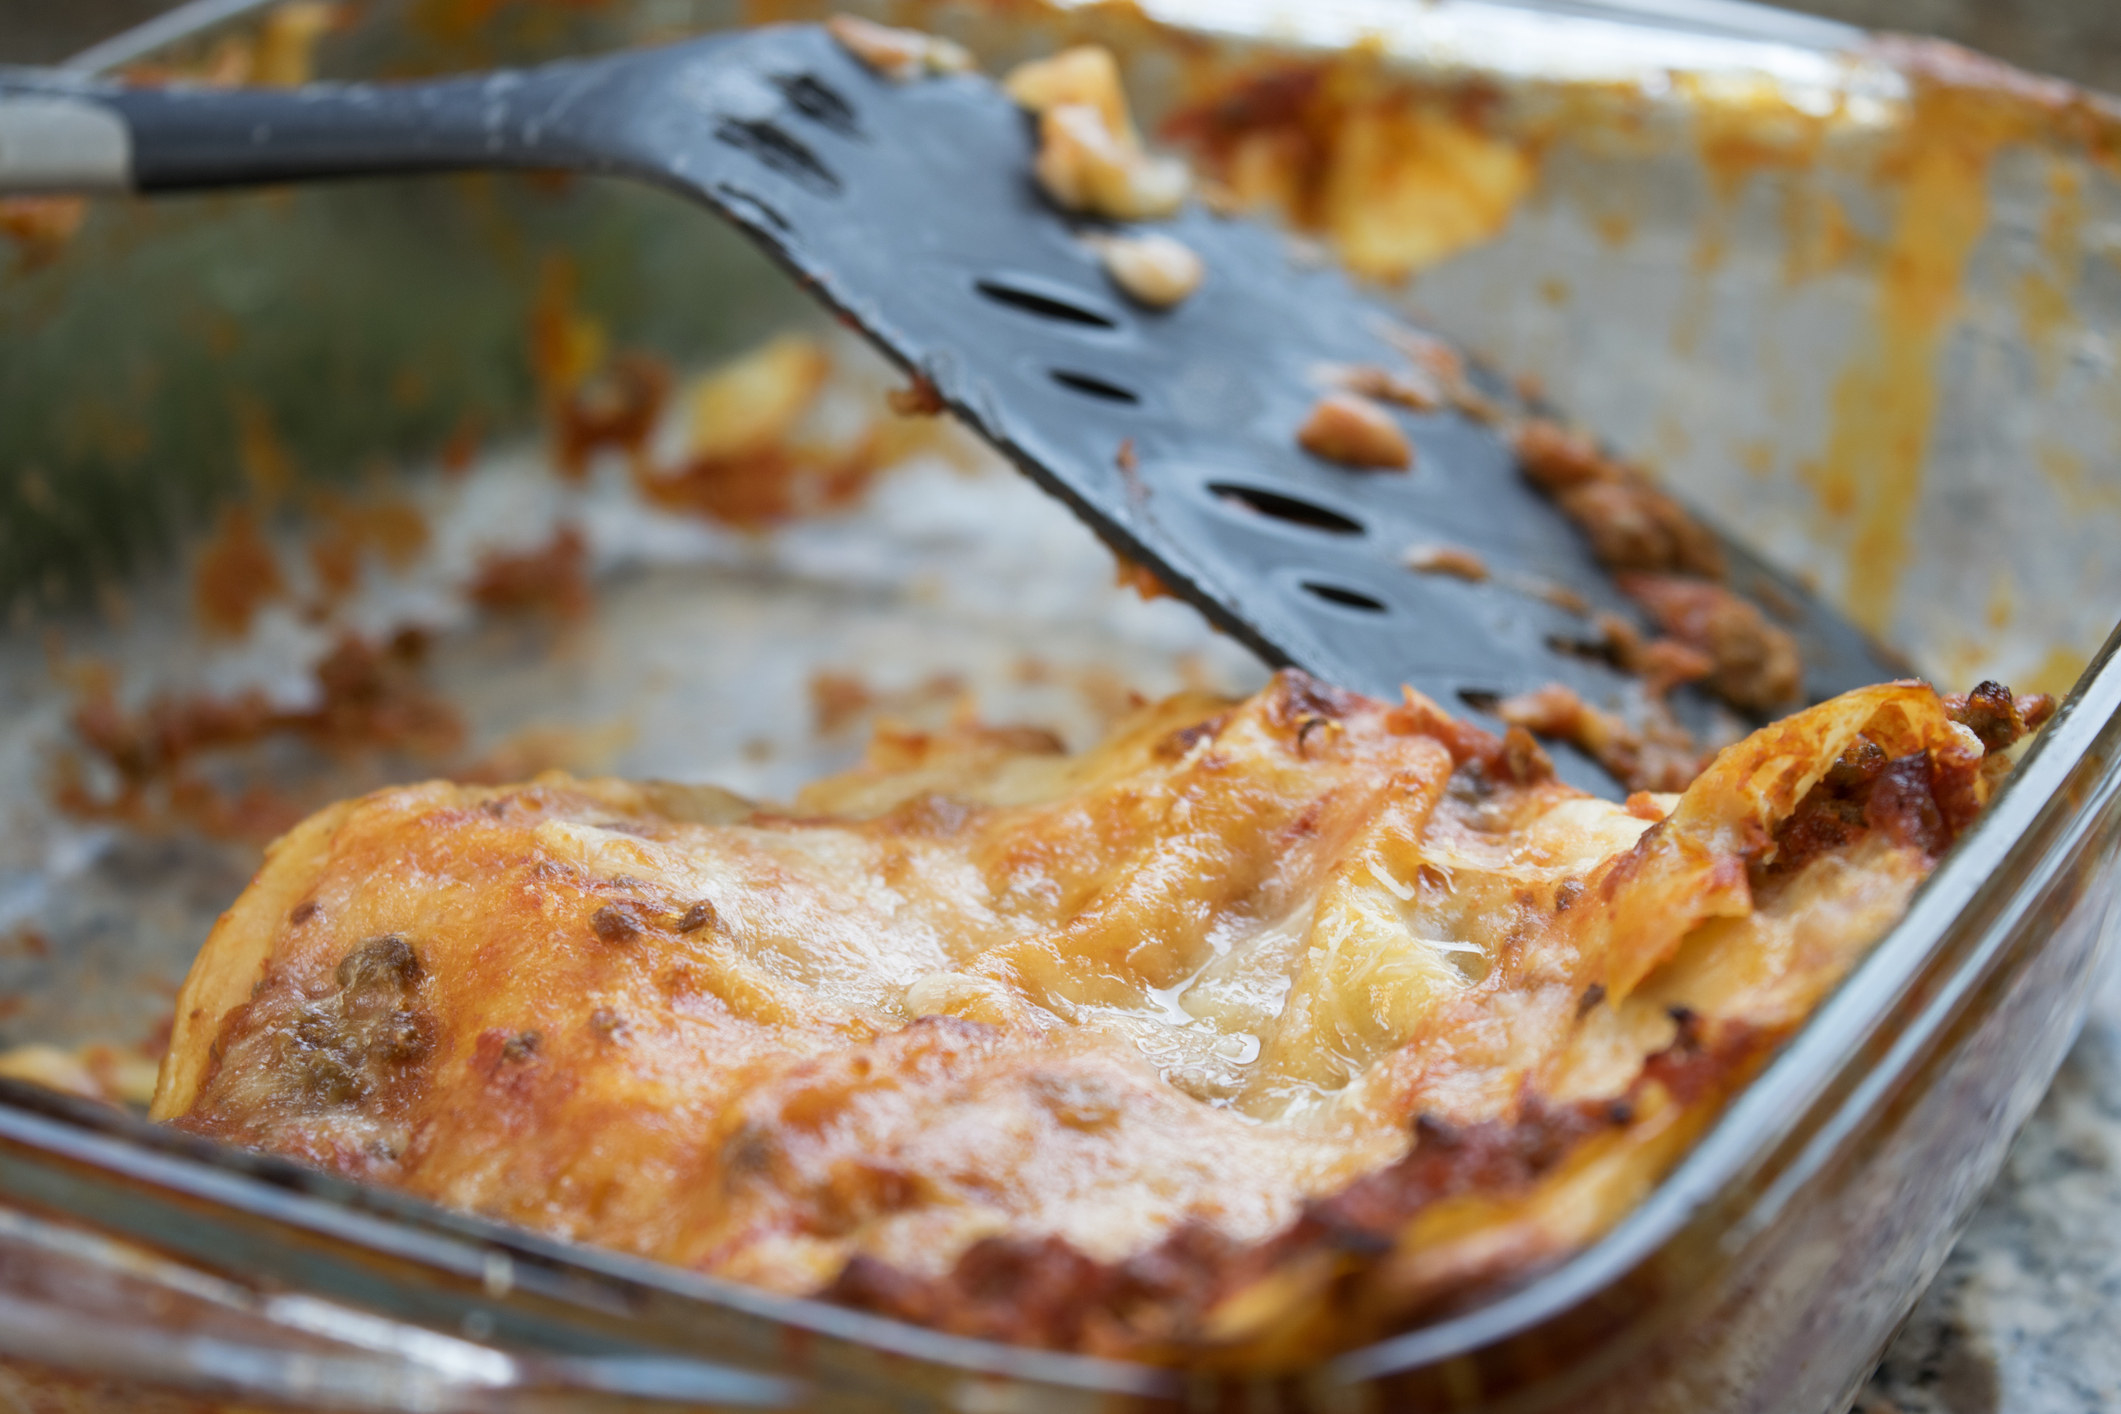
154;671;2000;1366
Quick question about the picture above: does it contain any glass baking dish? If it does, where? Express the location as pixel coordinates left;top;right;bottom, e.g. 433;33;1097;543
3;0;2119;1408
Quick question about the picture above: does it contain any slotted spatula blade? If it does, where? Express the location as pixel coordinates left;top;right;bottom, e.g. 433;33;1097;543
0;24;1905;793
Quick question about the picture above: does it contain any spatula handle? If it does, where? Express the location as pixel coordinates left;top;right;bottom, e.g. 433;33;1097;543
0;61;614;195
0;87;130;191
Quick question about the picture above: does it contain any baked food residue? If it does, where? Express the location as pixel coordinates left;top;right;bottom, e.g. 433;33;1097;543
153;668;2034;1367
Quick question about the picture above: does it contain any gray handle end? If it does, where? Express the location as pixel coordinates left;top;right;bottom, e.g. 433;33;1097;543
0;95;131;193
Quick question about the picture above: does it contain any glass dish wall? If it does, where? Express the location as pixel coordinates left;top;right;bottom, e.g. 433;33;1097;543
2;0;2118;1408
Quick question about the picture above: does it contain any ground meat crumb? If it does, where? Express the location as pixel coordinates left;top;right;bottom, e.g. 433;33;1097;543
886;375;946;417
1943;679;2035;753
1113;557;1173;603
1561;612;1714;698
1496;682;1700;793
553;352;672;481
1499;726;1554;783
1514;419;1724;580
1617;573;1801;712
1298;392;1413;471
1513;419;1609;492
467;524;592;620
1764;727;1989;881
56;628;463;844
193;506;288;638
1403;543;1488;581
1329;362;1444;412
590;904;644;945
1632;636;1717;697
1507;414;1819;728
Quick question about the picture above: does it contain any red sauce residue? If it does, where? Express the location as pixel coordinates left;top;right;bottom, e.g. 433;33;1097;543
0;197;87;268
467;524;592;620
529;253;611;464
1803;37;2110;638
234;398;298;500
1112;556;1173;604
552;353;673;482
55;630;463;842
1162;58;1533;280
636;434;889;531
3;927;51;960
887;376;946;417
439;412;484;478
307;492;431;609
528;275;919;529
1669;78;1836;349
809;669;969;737
192;505;288;638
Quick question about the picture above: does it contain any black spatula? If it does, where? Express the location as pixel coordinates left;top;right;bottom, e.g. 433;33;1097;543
0;23;1901;793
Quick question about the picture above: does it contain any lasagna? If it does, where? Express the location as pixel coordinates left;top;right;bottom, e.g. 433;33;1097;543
152;669;2035;1367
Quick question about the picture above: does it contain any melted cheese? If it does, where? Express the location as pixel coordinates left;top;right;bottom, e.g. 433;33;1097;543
154;672;1988;1358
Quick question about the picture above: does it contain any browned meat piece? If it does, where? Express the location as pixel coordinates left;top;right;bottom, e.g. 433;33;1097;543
1583;611;1713;698
1618;573;1803;712
1494;682;1700;793
1942;679;2043;752
1514;419;1725;579
1403;543;1489;581
1330;361;1444;412
1298;392;1413;470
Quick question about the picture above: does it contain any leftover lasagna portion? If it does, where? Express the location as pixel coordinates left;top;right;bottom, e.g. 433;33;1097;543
154;670;2030;1367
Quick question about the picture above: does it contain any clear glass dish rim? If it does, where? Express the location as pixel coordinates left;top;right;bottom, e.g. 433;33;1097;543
5;0;2119;1398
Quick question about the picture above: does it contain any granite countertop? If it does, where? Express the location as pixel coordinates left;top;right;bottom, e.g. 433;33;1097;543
1857;956;2121;1413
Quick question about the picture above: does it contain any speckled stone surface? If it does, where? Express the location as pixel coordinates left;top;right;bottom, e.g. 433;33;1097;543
1855;956;2121;1414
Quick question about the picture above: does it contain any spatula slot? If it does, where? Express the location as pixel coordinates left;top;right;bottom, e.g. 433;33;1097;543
1547;633;1622;665
773;73;859;136
714;119;840;195
713;183;791;234
1050;369;1139;403
975;279;1117;329
1301;582;1388;614
1209;484;1364;537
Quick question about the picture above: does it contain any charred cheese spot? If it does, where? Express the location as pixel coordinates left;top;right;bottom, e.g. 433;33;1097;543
590;903;645;945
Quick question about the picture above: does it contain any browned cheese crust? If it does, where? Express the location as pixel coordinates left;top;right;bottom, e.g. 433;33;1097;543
155;671;2011;1368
